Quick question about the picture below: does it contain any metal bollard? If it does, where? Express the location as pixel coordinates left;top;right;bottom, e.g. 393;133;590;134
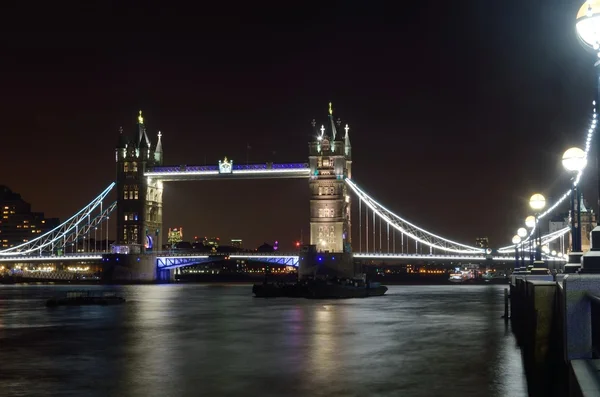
503;288;509;321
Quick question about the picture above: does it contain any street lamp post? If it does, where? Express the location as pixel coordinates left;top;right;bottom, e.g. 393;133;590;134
517;227;528;271
525;216;536;268
512;235;522;272
529;193;548;273
562;147;587;272
576;2;600;273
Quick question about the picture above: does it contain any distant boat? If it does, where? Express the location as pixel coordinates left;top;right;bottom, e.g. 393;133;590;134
449;271;472;283
449;274;464;283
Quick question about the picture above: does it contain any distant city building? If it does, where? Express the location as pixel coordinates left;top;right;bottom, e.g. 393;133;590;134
257;242;274;252
548;198;597;254
231;239;242;249
0;186;59;249
579;197;596;252
167;227;183;246
203;237;220;248
475;237;489;248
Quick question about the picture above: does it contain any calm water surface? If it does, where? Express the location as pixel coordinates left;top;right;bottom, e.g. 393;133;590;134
0;284;527;397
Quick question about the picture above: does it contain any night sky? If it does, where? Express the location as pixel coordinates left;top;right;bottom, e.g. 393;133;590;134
1;1;597;250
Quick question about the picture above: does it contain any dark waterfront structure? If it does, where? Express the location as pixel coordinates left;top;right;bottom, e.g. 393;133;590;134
0;186;59;249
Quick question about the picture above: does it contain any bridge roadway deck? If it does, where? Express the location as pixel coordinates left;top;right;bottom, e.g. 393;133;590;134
0;252;564;267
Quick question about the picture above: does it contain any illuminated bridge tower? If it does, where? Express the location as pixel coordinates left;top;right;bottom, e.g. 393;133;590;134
308;103;352;253
115;111;164;252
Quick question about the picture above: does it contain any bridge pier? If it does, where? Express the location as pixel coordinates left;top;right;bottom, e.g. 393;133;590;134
101;253;171;283
298;246;358;280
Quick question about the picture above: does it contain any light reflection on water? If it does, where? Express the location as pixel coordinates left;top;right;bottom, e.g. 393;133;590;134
0;284;527;397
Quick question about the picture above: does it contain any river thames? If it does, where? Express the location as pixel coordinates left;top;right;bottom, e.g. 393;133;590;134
0;284;527;397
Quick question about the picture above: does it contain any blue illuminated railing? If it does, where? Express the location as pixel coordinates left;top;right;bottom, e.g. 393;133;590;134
149;163;309;173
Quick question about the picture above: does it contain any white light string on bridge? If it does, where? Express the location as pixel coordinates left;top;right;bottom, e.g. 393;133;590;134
505;101;597;248
498;226;570;253
0;183;116;256
346;178;484;254
64;201;117;252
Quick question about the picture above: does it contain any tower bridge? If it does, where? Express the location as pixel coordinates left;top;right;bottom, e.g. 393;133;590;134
0;104;569;282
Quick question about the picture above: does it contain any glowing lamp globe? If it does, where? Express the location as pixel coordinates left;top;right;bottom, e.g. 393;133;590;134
558;252;564;258
542;245;550;254
562;147;587;172
552;250;557;256
512;235;521;245
525;215;536;228
576;1;600;50
517;227;528;238
529;194;546;211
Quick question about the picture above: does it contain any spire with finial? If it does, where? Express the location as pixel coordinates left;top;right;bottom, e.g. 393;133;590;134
328;102;338;140
136;110;151;148
154;130;163;164
344;123;351;156
581;194;588;212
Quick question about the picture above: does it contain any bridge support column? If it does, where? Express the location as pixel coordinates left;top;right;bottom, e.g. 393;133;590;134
298;246;358;280
101;253;161;282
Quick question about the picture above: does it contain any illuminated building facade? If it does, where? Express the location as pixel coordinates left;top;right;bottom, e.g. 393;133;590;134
0;186;59;248
203;237;219;248
115;111;164;251
231;239;242;249
167;227;183;246
308;103;352;253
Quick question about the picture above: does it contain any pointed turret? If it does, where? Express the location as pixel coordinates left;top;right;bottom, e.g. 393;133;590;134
344;123;351;157
154;130;163;164
328;102;338;140
581;194;588;212
136;110;151;148
335;117;343;141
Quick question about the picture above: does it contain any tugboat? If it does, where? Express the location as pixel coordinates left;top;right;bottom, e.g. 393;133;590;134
252;246;388;299
252;282;308;298
46;291;126;307
305;278;387;299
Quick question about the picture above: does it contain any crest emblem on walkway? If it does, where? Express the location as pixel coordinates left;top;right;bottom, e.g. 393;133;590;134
218;157;233;174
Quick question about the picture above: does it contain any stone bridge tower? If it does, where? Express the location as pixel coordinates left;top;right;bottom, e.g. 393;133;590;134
308;103;352;253
115;111;164;252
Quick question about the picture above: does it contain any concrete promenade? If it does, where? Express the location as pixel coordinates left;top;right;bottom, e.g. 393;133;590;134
510;273;600;396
